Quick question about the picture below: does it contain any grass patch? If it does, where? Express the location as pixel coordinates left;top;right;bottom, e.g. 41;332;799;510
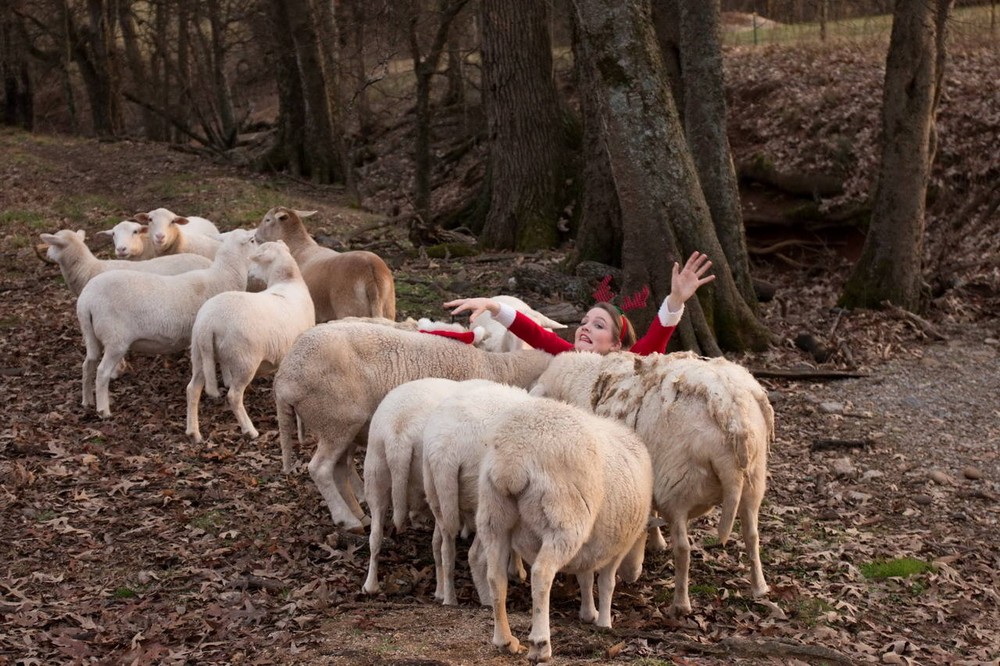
56;195;118;225
689;583;718;598
860;557;935;580
0;210;49;231
794;597;835;626
112;586;137;599
189;510;226;534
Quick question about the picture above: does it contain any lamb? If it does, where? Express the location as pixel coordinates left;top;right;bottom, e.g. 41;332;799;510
96;220;155;259
135;208;222;258
76;229;258;417
420;381;535;606
470;386;652;662
39;229;211;296
361;377;493;596
272;321;552;530
186;240;316;443
254;207;396;322
473;295;567;352
530;350;774;616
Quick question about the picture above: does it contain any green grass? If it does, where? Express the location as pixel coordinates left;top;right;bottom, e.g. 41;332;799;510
112;587;137;599
189;510;226;534
56;194;118;225
0;210;49;231
794;597;835;626
860;557;935;580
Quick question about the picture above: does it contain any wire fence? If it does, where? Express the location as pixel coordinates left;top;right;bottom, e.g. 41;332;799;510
721;3;998;47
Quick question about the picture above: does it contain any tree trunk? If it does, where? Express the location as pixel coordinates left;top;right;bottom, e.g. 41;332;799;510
1;8;33;130
840;0;954;311
477;0;564;250
651;0;683;124
69;0;122;136
256;0;308;176
206;0;237;148
678;0;757;309
283;0;342;183
571;0;771;353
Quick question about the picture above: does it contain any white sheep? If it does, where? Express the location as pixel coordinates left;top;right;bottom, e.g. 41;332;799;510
135;208;222;258
418;381;532;606
254;207;396;322
76;229;258;417
39;229;212;296
470;386;652;662
530;350;774;616
185;240;316;443
361;377;492;595
272;321;552;530
473;295;567;352
96;220;155;259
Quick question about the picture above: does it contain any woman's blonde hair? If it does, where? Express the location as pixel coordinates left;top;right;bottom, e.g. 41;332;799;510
592;302;637;349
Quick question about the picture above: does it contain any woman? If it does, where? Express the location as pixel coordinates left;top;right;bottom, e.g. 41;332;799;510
444;251;715;356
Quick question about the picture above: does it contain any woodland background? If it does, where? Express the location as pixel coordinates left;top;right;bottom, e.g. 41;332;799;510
1;0;999;664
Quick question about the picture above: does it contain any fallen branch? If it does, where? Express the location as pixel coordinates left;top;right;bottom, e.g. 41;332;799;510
881;302;948;341
811;438;873;452
229;575;285;592
631;633;855;666
750;368;868;380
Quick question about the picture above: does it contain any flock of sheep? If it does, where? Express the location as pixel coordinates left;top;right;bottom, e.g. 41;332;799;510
38;206;775;662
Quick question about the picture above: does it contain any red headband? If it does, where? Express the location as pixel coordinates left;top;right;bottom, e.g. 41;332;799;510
592;276;650;344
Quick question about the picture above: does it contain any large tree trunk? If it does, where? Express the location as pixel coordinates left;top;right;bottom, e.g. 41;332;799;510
840;0;954;310
206;0;237;148
70;0;123;136
282;0;343;183
476;0;565;250
1;7;33;130
678;0;757;309
572;0;770;354
256;0;308;176
116;0;159;139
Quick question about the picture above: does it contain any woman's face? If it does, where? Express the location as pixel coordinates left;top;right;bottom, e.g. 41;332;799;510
574;307;621;354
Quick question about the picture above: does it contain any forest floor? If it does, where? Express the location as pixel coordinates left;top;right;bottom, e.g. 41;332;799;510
2;40;1000;666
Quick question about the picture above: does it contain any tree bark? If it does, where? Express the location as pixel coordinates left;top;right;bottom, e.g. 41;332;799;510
571;0;771;353
256;0;308;176
116;0;159;139
1;7;33;130
840;0;954;310
477;0;564;250
678;0;757;309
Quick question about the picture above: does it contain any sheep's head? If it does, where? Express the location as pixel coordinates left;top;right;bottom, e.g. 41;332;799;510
138;208;185;249
255;206;317;243
37;229;86;263
97;220;147;258
249;240;292;285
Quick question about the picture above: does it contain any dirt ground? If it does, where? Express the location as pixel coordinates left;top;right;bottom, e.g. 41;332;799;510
1;118;999;666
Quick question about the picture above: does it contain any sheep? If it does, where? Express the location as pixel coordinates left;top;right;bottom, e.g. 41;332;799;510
473;295;567;353
272;321;552;530
39;229;212;296
185;240;316;443
96;220;154;259
470;386;653;662
253;207;396;322
420;381;536;606
361;377;493;596
135;208;222;259
76;229;258;417
530;350;774;616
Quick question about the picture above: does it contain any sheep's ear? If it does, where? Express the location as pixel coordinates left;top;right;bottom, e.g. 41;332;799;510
275;210;290;222
138;225;149;234
174;217;190;226
34;242;54;263
95;229;114;237
294;210;318;219
134;213;150;223
75;229;86;240
528;383;547;397
39;233;60;246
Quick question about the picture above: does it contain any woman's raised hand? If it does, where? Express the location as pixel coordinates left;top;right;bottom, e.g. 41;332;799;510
668;251;716;308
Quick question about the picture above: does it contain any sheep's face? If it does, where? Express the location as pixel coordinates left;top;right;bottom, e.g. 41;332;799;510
248;240;289;283
104;221;147;257
38;229;85;263
139;208;184;249
255;207;318;243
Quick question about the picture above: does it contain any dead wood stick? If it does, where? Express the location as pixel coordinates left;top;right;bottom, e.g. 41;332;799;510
674;637;855;665
811;438;873;451
748;239;825;255
229;575;286;592
881;301;948;341
750;368;868;380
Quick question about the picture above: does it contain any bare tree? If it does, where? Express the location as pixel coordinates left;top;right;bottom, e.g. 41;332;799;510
840;0;955;310
1;3;33;129
571;0;770;353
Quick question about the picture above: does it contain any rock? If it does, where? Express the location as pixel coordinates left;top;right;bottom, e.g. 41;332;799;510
862;470;885;482
984;337;999;345
928;469;953;485
962;466;983;480
831;457;855;477
767;390;785;404
819;401;845;415
913;494;933;506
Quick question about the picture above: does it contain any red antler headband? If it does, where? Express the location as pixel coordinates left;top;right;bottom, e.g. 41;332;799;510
592;276;651;343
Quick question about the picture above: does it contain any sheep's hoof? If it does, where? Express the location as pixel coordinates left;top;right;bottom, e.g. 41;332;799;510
494;636;521;655
187;432;203;444
526;638;551;663
243;428;259;440
669;601;693;618
97;410;112;419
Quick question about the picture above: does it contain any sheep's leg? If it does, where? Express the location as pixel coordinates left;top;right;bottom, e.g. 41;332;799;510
276;395;298;473
332;456;366;525
81;356;98;408
185;370;205;444
509;552;527;582
440;525;459;605
740;489;769;598
647;523;668;553
669;515;693;616
362;497;386;595
526;542;566;663
484;528;519;655
595;559;621;629
95;347;126;418
618;530;647;584
468;535;492;606
227;380;258;439
308;437;364;530
431;522;446;602
576;571;597;624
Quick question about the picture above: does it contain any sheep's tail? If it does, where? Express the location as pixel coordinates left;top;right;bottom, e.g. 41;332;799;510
200;331;219;397
276;391;298;473
716;466;744;545
390;444;413;532
367;259;396;321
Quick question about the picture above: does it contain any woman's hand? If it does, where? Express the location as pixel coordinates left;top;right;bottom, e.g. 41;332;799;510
444;297;501;323
666;251;716;311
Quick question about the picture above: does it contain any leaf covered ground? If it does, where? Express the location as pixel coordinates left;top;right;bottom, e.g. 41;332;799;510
2;38;1000;665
